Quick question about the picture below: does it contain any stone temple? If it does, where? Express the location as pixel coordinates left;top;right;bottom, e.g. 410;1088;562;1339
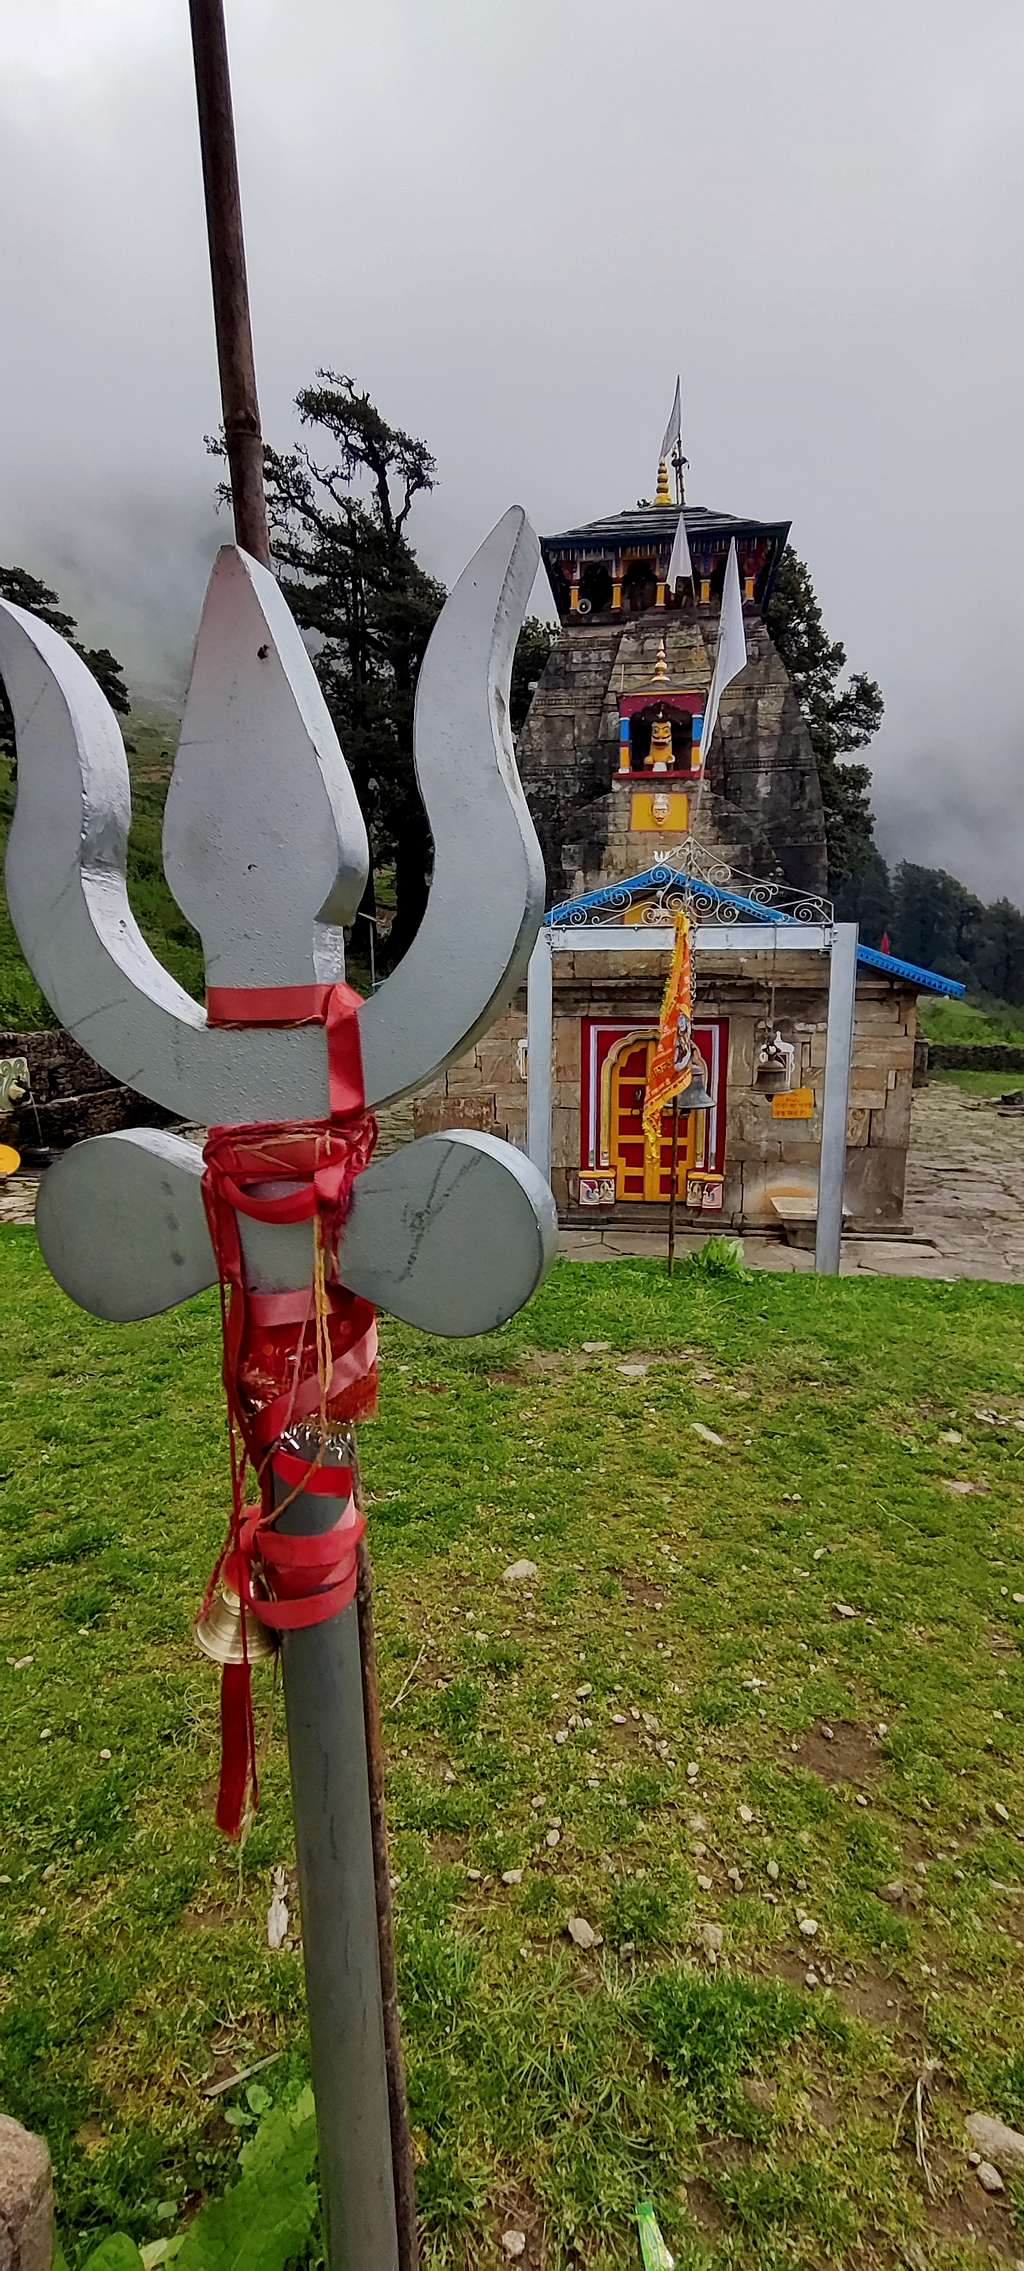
415;441;963;1237
517;459;827;907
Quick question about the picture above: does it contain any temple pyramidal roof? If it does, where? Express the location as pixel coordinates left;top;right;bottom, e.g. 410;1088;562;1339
546;502;789;548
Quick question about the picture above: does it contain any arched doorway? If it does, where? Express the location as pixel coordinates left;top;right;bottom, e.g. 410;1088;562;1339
606;1033;710;1200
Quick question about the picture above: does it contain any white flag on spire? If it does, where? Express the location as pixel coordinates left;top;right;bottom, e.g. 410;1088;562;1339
667;509;692;587
699;541;747;764
659;374;682;466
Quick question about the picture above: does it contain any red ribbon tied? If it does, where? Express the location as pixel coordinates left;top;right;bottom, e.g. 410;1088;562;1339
199;980;378;1836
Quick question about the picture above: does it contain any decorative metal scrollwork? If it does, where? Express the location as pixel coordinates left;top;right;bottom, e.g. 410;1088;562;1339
548;833;833;930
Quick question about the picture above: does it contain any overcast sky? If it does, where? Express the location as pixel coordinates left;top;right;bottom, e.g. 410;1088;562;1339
3;0;1021;900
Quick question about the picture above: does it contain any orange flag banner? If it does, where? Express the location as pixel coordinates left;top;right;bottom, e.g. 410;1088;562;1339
642;911;695;1156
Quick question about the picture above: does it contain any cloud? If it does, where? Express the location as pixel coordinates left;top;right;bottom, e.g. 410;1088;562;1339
2;0;1021;895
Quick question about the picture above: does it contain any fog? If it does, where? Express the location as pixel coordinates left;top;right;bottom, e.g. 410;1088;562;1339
2;0;1021;898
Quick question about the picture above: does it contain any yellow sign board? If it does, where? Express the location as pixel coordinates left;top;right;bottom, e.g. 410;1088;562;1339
772;1087;815;1121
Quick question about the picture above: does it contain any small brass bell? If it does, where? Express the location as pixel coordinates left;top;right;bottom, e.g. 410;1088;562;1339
195;1555;278;1666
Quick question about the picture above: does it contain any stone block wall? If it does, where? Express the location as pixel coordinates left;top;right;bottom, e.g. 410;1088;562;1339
413;1006;529;1151
0;1029;178;1152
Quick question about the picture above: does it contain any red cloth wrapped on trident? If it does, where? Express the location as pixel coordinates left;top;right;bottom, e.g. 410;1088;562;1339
199;981;378;1835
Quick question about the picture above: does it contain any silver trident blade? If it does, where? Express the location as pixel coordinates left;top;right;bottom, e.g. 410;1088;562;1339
0;510;543;1124
163;546;368;990
358;505;545;1101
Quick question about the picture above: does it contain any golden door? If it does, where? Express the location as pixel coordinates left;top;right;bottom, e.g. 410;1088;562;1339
608;1036;701;1202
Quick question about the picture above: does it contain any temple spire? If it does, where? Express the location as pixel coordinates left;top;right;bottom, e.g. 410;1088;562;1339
655;457;673;507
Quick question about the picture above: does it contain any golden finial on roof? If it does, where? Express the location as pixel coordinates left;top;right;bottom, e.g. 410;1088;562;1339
655;457;672;506
653;637;669;685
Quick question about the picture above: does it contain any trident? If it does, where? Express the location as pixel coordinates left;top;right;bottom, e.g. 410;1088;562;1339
1;10;557;2254
0;505;556;2264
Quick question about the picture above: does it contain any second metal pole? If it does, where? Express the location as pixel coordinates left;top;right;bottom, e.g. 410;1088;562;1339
815;921;858;1276
666;1096;680;1277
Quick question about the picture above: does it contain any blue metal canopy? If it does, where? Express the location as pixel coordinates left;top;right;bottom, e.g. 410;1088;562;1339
545;867;965;997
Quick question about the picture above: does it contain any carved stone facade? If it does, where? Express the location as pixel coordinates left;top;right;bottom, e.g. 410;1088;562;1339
516;614;827;908
413;957;920;1230
412;484;955;1236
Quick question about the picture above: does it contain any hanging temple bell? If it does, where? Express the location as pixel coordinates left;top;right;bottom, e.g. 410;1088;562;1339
195;1554;278;1667
678;1061;714;1114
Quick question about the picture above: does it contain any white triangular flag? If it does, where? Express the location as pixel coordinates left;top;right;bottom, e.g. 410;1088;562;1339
659;375;682;467
667;510;692;587
699;541;747;764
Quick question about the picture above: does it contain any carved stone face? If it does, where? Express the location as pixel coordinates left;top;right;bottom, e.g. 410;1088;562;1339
651;791;671;824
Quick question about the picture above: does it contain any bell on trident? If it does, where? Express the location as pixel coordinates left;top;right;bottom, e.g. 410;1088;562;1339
195;1553;278;1667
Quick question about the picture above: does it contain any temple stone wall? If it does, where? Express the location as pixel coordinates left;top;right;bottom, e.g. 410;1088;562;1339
516;611;827;906
0;1028;178;1151
413;960;919;1231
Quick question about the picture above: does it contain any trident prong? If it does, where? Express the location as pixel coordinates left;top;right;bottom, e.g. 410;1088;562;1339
0;507;543;1124
162;544;370;989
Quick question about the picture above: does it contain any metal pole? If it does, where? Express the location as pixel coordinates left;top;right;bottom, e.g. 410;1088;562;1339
526;931;553;1183
275;1437;401;2271
354;1538;419;2268
815;921;858;1275
188;0;272;565
666;1096;680;1276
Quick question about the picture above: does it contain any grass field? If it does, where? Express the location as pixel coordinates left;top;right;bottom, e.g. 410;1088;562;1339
919;999;1024;1050
1;1239;1024;2269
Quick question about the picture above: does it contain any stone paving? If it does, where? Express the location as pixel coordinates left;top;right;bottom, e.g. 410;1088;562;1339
2;1085;1021;1283
561;1083;1024;1283
0;1097;418;1233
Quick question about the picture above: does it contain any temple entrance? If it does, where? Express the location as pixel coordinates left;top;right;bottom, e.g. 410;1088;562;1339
607;1035;705;1200
578;1014;726;1209
580;561;612;614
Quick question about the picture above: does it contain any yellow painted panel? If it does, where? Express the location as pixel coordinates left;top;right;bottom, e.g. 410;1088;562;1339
629;790;689;834
772;1086;815;1120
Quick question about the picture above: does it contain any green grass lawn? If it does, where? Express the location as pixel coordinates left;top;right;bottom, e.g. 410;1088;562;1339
2;1237;1024;2270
